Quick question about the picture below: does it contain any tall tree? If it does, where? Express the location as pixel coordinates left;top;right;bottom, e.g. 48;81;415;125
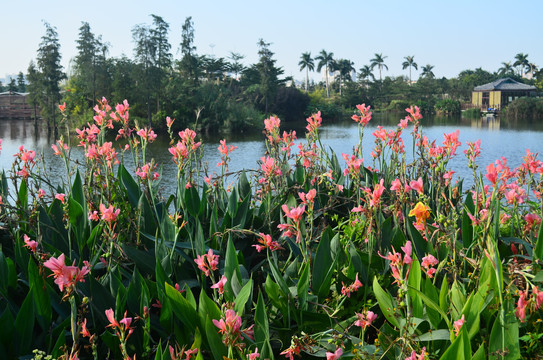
315;50;334;97
402;55;418;84
8;78;17;92
421;64;435;79
179;16;198;82
370;53;388;81
254;38;284;114
16;72;26;92
358;65;375;83
75;22;102;108
26;61;43;120
514;53;529;78
298;52;314;93
498;61;514;76
36;22;65;131
150;14;172;112
333;59;355;96
132;23;156;125
227;51;245;80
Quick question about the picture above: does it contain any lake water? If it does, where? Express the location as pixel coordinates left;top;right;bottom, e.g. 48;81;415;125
1;113;542;194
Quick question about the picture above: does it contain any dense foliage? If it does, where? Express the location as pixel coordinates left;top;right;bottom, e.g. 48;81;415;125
1;99;543;359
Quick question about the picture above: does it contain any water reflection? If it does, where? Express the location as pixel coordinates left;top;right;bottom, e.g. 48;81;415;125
1;114;542;194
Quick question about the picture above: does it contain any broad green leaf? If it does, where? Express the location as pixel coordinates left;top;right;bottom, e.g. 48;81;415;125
409;286;451;328
14;293;35;355
488;303;520;360
535;221;543;262
373;277;399;328
408;258;423;318
224;237;242;300
297;262;310;311
205;315;227;360
165;282;198;332
439;277;450;313
119;164;141;207
312;229;334;300
439;326;471;360
462;192;475;251
415;329;451;342
234;279;253;316
450;280;466;319
28;258;52;331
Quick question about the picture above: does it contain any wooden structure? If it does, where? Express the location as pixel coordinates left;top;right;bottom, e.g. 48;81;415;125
471;78;537;110
0;91;35;119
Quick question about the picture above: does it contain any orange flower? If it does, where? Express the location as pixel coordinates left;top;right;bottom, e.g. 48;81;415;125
409;202;430;225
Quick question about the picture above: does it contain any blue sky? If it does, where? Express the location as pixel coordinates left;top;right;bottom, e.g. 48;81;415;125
2;0;542;82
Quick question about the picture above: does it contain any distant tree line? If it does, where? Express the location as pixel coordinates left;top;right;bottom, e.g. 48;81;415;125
14;18;542;133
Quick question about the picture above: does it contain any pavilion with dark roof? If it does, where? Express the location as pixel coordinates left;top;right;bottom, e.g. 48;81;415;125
471;77;537;110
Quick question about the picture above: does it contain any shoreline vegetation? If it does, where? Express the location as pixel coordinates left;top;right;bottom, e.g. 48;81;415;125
1;18;541;135
0;100;542;359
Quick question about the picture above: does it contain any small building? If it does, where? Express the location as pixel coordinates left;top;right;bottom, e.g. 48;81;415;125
0;91;36;119
471;77;537;110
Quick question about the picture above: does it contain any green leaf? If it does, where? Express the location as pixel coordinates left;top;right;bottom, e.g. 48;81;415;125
119;164;141;207
462;192;475;251
373;277;399;328
488;302;520;360
473;343;486;360
255;289;274;359
409;286;451;328
165;282;198;332
440;278;450;312
234;279;253;316
439;326;471;360
535;221;543;262
406;216;427;260
408;258;423;318
14;293;35;355
422;277;442;329
28;259;52;331
297;262;310;311
224;237;242;300
414;329;451;342
450;280;466;319
205;315;227;360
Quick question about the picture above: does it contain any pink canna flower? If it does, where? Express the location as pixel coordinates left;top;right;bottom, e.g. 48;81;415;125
515;290;528;322
194;249;219;277
55;193;66;204
253;233;283;253
282;204;305;223
166;116;175;128
247;347;260;360
352;104;372;125
211;275;228;294
401;241;413;265
212;308;252;350
533;286;543;310
326;347;343;360
99;203;120;223
354;310;377;329
43;254;91;292
23;234;38;253
218;139;237;156
453;314;465;336
405;347;426;360
409;177;424;194
341;273;363;297
306;111;322;133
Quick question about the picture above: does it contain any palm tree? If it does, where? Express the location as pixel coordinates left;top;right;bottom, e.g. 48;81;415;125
498;61;514;76
402;55;418;84
421;64;435;79
298;52;314;93
316;50;334;97
358;65;375;83
514;53;529;77
333;58;355;96
527;62;538;78
370;53;388;81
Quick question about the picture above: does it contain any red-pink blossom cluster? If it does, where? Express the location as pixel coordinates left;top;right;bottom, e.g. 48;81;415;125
43;253;91;292
194;249;219;277
212;309;254;350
